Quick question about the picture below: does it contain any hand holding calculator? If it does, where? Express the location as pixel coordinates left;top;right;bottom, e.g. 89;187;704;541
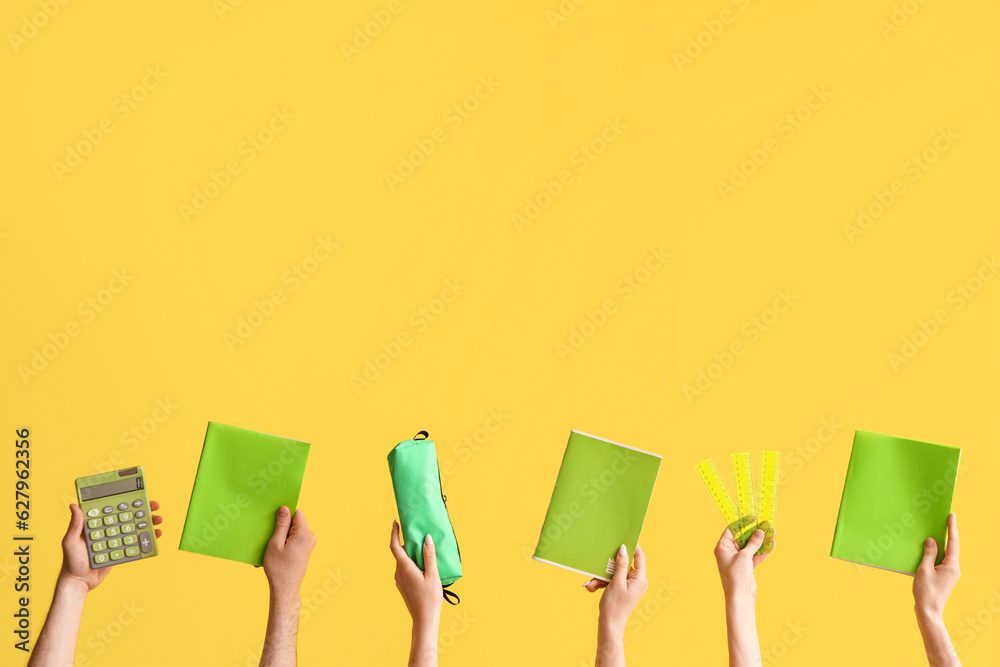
75;467;159;569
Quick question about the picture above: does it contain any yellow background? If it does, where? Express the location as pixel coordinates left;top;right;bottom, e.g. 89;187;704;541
2;0;998;665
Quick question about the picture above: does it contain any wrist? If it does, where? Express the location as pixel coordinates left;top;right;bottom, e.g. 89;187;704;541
268;582;302;609
916;604;945;625
598;614;626;640
725;590;756;612
55;573;91;600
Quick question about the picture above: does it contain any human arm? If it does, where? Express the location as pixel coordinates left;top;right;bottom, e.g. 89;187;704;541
258;506;317;667
913;513;962;667
28;502;163;667
714;528;770;667
583;544;648;667
390;521;442;667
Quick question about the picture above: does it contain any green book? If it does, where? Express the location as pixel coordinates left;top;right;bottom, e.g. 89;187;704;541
179;422;310;566
533;430;661;581
831;430;961;575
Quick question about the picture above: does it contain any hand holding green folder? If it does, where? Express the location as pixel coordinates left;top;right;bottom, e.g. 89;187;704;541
831;430;961;575
179;422;311;566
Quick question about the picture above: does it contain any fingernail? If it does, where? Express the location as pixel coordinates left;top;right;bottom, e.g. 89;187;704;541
926;537;934;546
425;534;434;546
278;506;289;517
619;544;626;556
755;529;764;538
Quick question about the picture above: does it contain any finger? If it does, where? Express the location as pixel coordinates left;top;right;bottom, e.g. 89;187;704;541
422;534;438;579
288;509;310;537
269;506;292;547
65;504;84;540
150;500;160;511
918;537;938;572
584;578;608;592
752;547;771;569
943;513;959;566
152;515;163;525
155;529;162;538
741;530;765;558
389;521;409;563
610;544;629;589
629;544;646;582
717;527;736;551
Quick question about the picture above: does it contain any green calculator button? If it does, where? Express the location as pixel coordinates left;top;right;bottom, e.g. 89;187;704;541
125;546;139;557
90;530;104;540
106;527;119;537
121;523;135;533
103;515;117;525
109;550;124;561
119;512;132;522
93;553;108;565
107;538;122;549
87;518;102;529
92;541;106;552
123;534;137;546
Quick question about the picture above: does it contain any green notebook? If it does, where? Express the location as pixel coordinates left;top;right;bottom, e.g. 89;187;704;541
831;430;960;575
533;430;661;581
179;422;310;566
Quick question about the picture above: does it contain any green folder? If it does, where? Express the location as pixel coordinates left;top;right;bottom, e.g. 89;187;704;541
831;430;961;575
179;422;310;566
533;430;661;581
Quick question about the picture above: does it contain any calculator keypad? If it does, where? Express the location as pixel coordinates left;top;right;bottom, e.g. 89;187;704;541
85;504;151;567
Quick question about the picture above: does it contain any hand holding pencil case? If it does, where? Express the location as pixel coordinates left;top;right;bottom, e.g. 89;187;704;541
388;431;462;602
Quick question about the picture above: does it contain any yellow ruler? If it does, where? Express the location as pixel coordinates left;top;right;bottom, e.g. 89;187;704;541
695;459;745;539
731;452;757;548
696;451;780;553
756;450;780;554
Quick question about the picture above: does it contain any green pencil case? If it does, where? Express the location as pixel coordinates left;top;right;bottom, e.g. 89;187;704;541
388;431;462;603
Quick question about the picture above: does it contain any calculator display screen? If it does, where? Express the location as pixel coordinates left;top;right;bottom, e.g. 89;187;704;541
79;477;143;501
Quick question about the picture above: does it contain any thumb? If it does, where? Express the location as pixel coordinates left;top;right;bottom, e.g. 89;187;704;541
270;506;292;547
64;504;83;542
741;529;765;557
422;534;438;579
611;544;629;588
919;537;938;571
